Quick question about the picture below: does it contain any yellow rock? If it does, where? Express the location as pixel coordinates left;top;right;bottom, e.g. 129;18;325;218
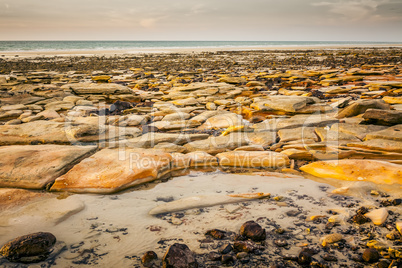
310;215;326;221
396;222;402;235
300;160;402;185
383;96;402;104
220;125;245;136
216;151;289;169
364;208;388;225
332;186;349;194
320;233;343;247
366;240;386;250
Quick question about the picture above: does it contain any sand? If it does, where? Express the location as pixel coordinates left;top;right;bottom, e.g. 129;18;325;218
0;171;400;267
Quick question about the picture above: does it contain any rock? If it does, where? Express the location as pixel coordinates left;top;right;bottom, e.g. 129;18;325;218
36;109;60;120
205;229;226;240
365;124;402;141
125;133;209;148
246;131;277;148
336;99;390;118
261;96;315;113
274;239;288;247
397;222;402;235
362;248;380;263
217;76;246;84
142;251;158;267
298;250;312;265
184;133;248;155
221;254;235;264
171;151;218;170
198;113;247;130
0;189;45;212
362;109;402;125
162;243;197;268
320;233;343;247
218;243;233;254
314;127;361;142
217;151;289;169
364;208;388;225
0;120;139;145
162;112;191;121
171;97;199;106
383;96;402;104
330;123;387;140
154;142;187;153
0;104;27;111
62;82;134;95
347;139;402;153
50;149;172;194
239;221;266;241
300;160;402;185
278;127;317;143
233;241;257;253
44;101;74;111
0;232;56;263
0;145;96;189
276;114;338;130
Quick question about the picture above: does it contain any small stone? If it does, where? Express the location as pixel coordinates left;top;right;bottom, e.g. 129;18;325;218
353;214;370;224
0;232;56;263
239;221;266;242
162;243;197;268
207;252;221;261
218;243;233;254
362;248;380;263
322;253;337;262
236;252;248;259
233;241;257;253
286;210;301;217
141;251;158;267
364;208;388;225
274;239;288;247
221;254;235;264
205;229;226;240
377;260;390;268
298;250;312;265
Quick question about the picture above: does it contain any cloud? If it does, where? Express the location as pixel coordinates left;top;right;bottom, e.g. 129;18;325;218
140;18;157;28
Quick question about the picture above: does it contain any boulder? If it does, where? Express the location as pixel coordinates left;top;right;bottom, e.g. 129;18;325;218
217;151;289;169
0;145;96;189
0;232;56;263
300;160;402;185
50;149;172;194
240;221;266;242
162;243;197;268
172;151;218;170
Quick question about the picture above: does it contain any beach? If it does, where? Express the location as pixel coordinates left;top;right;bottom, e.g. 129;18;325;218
0;46;401;267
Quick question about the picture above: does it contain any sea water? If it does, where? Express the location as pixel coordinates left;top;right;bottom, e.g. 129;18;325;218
0;40;400;52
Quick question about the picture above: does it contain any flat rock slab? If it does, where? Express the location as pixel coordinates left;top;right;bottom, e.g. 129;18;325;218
365;124;402;141
362;109;402;125
347;139;402;153
0;189;48;212
300;160;402;185
50;149;172;194
125;133;209;148
0;120;140;145
216;151;290;169
62;83;134;95
0;145;96;189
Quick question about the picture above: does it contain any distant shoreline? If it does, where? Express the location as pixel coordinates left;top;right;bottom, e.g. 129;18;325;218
1;44;402;59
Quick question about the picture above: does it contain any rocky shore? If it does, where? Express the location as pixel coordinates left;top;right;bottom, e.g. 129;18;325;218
0;48;401;267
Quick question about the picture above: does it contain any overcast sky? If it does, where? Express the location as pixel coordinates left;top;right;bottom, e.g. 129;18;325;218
0;0;401;41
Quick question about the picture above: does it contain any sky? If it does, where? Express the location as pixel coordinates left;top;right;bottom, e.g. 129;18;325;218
0;0;401;41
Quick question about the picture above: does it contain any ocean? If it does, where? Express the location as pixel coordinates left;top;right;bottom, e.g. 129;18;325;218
0;40;400;52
